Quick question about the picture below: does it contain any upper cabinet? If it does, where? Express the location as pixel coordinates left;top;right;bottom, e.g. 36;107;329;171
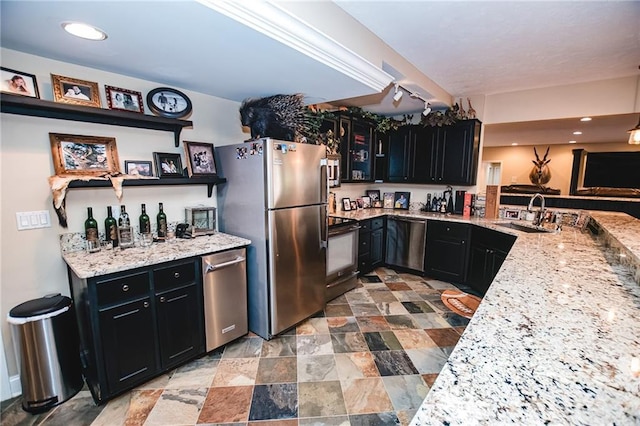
385;119;481;186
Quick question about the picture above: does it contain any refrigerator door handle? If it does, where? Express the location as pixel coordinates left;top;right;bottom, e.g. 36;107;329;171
320;158;328;204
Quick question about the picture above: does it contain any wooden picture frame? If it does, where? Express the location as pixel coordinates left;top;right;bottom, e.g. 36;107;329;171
153;152;183;178
147;87;192;119
124;160;153;177
342;197;351;211
394;191;410;209
183;141;218;177
105;85;144;113
51;74;101;107
1;67;39;98
49;133;120;176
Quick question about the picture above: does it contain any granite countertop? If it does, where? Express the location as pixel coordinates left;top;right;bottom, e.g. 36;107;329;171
63;232;251;279
333;208;640;424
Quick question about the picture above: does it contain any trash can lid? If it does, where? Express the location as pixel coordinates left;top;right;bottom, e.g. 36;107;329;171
9;294;71;318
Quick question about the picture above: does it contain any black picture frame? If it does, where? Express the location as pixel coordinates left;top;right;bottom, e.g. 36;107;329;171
183;141;218;177
342;197;351;211
1;67;39;98
394;191;410;209
147;87;192;119
366;190;380;203
124;160;153;177
153;152;183;178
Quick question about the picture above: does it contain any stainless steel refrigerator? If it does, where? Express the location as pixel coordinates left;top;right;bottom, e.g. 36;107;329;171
216;138;328;339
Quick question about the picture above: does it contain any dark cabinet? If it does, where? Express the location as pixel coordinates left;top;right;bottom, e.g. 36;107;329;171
467;226;516;294
358;217;385;275
69;257;204;403
425;220;471;283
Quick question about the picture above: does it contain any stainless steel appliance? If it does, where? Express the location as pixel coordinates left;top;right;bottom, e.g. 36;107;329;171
385;216;427;273
201;248;248;351
216;139;327;339
326;217;359;302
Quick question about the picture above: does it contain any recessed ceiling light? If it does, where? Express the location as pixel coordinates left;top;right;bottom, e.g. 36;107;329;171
569;140;577;144
580;117;592;122
62;22;107;41
511;142;518;146
573;131;582;135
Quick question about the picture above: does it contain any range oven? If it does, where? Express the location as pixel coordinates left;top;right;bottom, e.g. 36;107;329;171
326;217;360;302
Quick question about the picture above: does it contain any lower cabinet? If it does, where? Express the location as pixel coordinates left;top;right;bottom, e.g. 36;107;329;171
69;258;204;403
467;226;516;294
425;220;471;283
358;217;385;275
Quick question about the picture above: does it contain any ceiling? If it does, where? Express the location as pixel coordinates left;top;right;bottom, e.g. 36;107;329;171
1;1;639;146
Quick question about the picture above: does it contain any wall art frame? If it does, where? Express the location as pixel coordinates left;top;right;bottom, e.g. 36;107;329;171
153;152;183;178
49;133;120;176
51;74;101;107
183;141;218;177
124;160;153;177
147;87;192;119
1;67;39;98
105;85;144;113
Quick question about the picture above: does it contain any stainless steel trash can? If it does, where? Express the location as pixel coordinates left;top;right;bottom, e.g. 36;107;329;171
7;293;83;413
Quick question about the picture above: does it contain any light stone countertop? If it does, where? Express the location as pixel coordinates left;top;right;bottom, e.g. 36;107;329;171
62;232;251;279
333;208;640;424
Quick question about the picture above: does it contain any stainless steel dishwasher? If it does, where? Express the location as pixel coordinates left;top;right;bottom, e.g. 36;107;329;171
385;216;427;273
201;248;248;352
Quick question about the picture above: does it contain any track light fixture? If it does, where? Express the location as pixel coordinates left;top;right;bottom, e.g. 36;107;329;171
628;114;640;144
422;102;432;116
393;83;403;101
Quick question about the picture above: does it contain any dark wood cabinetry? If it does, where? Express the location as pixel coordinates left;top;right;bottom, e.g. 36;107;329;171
69;258;204;403
385;119;481;185
358;217;385;275
467;226;516;294
425;220;471;283
323;114;377;183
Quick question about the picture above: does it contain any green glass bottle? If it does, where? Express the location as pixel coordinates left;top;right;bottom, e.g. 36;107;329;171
84;207;99;243
156;202;167;241
139;203;151;234
104;206;118;248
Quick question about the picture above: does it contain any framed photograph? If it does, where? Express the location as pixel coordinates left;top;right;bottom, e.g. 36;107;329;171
49;133;120;176
373;200;383;208
105;85;144;113
124;160;153;177
1;67;39;98
350;200;358;210
183;141;218;177
362;196;371;208
394;191;410;209
153;152;183;178
383;192;395;209
147;87;192;119
504;209;520;219
342;198;351;211
366;190;380;203
51;74;101;107
356;198;364;209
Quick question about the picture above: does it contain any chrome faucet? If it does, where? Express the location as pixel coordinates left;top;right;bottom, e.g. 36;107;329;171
527;193;546;226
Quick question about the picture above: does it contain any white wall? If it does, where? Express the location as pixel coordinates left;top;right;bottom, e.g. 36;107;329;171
0;48;246;383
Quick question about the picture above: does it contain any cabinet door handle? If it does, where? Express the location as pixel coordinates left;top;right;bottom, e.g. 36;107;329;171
461;240;465;244
143;301;149;308
122;284;129;292
174;272;180;279
159;296;166;303
446;227;450;231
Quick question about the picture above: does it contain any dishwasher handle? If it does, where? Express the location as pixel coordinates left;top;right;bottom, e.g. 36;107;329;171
204;256;245;273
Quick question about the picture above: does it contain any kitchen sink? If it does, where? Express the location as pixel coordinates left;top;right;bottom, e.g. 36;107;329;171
495;221;554;234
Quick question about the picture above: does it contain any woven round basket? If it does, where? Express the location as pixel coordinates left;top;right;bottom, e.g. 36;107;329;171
440;290;481;319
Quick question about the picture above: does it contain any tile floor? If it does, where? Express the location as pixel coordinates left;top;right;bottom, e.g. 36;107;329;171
1;267;477;426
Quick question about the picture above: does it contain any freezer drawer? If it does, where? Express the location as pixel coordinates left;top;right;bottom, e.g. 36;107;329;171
201;248;248;352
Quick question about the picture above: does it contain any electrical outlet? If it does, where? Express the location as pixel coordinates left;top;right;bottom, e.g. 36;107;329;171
16;210;51;230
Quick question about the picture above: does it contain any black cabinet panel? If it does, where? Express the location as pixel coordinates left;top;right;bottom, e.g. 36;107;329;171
467;225;516;294
425;220;471;282
358;217;385;275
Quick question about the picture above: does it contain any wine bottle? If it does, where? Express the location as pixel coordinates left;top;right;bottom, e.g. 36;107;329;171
139;203;151;234
425;193;432;211
118;205;134;248
105;206;118;248
85;207;99;243
156;202;167;241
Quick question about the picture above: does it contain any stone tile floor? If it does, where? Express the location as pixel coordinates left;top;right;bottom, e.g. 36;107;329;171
1;267;478;426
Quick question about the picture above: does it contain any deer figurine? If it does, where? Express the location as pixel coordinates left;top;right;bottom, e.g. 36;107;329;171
529;146;551;186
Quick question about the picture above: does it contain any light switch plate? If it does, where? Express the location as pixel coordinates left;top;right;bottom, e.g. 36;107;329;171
16;210;51;230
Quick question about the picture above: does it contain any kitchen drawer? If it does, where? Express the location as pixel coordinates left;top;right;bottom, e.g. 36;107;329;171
359;219;372;232
96;272;150;307
153;260;196;293
428;220;470;240
359;233;371;253
371;217;384;230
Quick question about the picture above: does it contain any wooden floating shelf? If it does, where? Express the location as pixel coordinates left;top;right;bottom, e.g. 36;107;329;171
68;177;227;198
0;94;193;147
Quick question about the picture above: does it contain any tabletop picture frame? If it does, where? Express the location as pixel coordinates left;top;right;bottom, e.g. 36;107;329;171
394;191;410;209
105;85;144;113
153;152;183;178
124;160;153;177
342;197;352;211
49;133;120;176
51;74;101;107
183;141;218;177
1;67;39;98
383;192;395;209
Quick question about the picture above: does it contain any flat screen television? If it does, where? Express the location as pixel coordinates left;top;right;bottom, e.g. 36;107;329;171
583;151;640;189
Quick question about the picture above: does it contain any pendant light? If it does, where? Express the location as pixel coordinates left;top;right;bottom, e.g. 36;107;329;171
628;115;640;144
